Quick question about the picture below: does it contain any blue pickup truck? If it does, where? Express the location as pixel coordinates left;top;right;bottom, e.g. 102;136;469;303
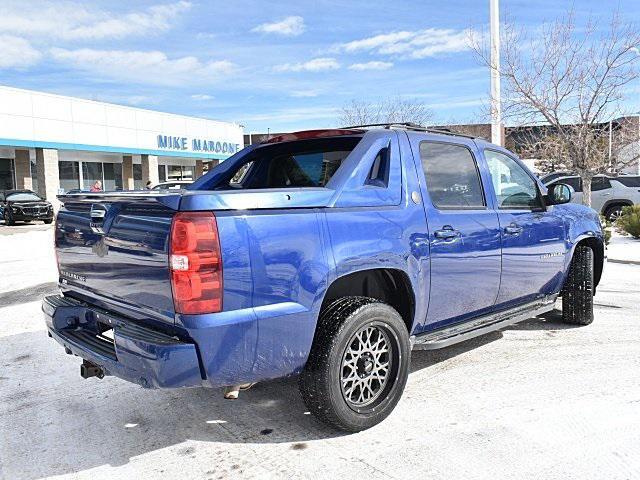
44;124;605;431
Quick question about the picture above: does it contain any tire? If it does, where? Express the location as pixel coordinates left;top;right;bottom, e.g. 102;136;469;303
43;219;53;224
3;209;15;226
562;245;594;325
605;204;624;222
299;296;410;432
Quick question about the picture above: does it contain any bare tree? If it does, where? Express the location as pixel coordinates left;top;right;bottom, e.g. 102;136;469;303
472;10;640;206
340;97;434;127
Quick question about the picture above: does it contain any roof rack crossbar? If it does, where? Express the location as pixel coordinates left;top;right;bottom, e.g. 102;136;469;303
339;122;477;139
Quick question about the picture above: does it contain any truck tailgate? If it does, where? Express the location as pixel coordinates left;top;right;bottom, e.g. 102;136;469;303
55;193;179;322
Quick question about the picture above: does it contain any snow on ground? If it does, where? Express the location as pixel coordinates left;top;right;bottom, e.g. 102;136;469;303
0;224;57;294
1;224;640;479
608;231;640;263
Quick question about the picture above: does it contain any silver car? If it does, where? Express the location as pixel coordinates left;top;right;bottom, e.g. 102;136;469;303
545;175;640;220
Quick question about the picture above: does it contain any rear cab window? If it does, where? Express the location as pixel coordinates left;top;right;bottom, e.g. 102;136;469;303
206;136;362;190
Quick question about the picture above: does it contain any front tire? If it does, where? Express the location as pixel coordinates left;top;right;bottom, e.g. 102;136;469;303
299;297;410;432
3;210;15;226
562;245;594;325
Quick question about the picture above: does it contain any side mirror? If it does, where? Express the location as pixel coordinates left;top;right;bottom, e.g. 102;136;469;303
546;183;573;205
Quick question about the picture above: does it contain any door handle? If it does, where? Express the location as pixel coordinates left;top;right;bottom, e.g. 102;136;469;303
434;226;460;240
504;224;523;236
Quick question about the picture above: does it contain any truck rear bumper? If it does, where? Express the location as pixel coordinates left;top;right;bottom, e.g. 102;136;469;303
43;294;204;389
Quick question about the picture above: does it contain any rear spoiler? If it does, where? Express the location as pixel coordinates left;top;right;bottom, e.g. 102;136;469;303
57;191;182;210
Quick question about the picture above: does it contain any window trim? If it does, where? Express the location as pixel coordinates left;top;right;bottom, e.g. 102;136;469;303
484;148;546;212
419;140;488;211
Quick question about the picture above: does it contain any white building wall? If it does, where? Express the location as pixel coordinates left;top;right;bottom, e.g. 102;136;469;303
0;85;243;160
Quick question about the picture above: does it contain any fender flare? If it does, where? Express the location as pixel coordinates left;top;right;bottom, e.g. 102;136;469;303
564;234;605;289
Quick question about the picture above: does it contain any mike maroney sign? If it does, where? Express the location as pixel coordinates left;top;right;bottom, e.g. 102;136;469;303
157;135;241;155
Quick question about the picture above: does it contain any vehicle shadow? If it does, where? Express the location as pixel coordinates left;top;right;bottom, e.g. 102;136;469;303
0;310;571;479
505;308;582;330
0;282;58;307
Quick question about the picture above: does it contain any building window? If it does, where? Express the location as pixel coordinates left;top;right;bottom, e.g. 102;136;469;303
30;157;38;193
0;159;14;190
103;163;123;191
182;166;194;180
133;164;143;189
167;165;194;181
82;162;104;190
158;165;167;182
58;161;80;193
167;165;182;181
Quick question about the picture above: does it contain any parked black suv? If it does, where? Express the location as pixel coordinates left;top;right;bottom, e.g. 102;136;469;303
0;190;54;225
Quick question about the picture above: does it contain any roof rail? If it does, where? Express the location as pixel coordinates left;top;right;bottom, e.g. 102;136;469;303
339;122;478;139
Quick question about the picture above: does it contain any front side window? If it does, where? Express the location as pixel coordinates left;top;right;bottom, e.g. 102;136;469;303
419;142;485;209
550;177;581;193
485;150;542;209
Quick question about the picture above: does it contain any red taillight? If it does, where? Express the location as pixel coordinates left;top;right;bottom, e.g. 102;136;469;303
169;212;223;314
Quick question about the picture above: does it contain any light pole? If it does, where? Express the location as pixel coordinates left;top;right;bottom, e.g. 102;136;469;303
490;0;502;146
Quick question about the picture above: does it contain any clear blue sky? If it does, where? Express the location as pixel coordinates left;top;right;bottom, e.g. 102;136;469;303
1;0;639;132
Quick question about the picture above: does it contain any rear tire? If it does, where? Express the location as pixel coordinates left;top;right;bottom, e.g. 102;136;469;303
562;245;594;326
43;219;53;224
299;297;410;432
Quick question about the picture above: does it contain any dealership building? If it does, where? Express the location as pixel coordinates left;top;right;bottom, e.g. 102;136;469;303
0;86;244;205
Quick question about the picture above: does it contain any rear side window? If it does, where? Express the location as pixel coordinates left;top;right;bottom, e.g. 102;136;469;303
615;176;640;187
225;137;360;189
419;142;485;209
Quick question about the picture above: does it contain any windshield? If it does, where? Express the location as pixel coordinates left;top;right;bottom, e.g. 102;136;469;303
195;136;362;190
153;183;187;190
6;192;42;202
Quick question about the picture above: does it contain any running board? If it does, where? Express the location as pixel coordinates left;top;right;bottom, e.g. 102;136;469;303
411;297;557;350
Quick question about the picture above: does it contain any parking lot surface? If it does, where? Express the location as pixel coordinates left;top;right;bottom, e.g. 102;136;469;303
1;224;639;480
